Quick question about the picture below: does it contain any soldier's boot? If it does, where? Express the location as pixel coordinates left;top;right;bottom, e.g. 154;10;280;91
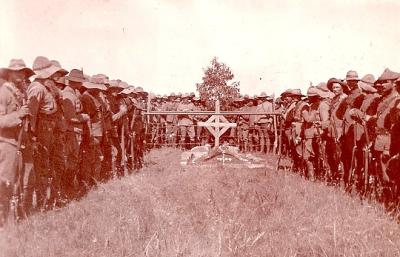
259;138;265;153
180;138;188;149
306;161;315;181
189;138;195;149
244;140;249;153
0;181;12;227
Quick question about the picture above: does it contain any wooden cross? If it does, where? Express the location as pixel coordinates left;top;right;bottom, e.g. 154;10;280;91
198;100;237;148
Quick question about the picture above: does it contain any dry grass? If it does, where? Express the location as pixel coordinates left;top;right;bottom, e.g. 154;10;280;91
1;147;400;257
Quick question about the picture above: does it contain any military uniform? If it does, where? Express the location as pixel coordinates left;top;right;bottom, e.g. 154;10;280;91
237;102;251;152
255;98;273;153
164;97;178;146
0;82;27;225
81;90;104;187
326;91;347;183
336;87;364;188
176;96;195;147
62;85;86;198
27;79;59;210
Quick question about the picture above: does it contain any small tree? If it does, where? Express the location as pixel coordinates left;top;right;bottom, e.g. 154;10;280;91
196;57;240;110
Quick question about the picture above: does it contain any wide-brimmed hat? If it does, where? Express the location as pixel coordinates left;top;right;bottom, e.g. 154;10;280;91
307;87;320;97
327;78;348;92
50;60;68;76
55;76;67;86
82;74;108;90
118;81;129;90
0;59;34;78
257;91;269;99
315;83;334;98
345;70;359;81
287;89;304;97
182;93;190;99
358;74;376;93
108;79;120;89
280;89;292;97
94;74;110;85
65;69;86;83
233;97;244;102
32;56;67;79
375;68;400;83
120;86;136;95
135;86;148;96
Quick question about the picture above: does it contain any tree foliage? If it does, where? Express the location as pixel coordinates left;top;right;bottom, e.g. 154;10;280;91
196;57;240;110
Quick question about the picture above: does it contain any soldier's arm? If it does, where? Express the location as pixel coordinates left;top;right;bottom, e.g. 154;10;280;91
335;98;348;120
112;101;128;121
301;105;314;123
26;83;44;135
80;94;96;119
319;102;330;129
0;103;25;129
0;86;25;128
62;94;88;123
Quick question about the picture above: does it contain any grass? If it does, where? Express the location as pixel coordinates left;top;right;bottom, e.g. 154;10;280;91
1;147;400;257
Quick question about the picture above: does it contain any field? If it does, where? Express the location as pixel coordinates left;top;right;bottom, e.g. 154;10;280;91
1;148;400;257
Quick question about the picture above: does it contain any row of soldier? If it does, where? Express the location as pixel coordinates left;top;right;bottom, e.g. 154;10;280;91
146;92;277;153
0;57;147;226
279;69;400;208
1;56;399;225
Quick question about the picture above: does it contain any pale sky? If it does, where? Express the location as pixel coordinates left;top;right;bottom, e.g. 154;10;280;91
1;0;399;96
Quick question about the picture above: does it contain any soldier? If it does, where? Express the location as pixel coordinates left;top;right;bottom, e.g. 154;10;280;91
370;69;400;203
348;74;380;193
237;95;251;152
27;56;69;210
149;94;163;148
0;59;32;225
390;78;400;157
105;80;128;178
248;96;259;152
385;78;400;198
255;92;273;154
47;60;68;208
296;87;329;181
80;75;108;188
61;69;90;200
226;97;242;146
280;89;296;157
326;78;348;184
192;97;208;146
94;74;113;182
177;93;195;148
284;89;306;173
336;70;365;190
163;93;178;146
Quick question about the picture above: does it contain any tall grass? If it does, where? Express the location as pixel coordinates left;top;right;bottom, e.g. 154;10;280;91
1;148;399;257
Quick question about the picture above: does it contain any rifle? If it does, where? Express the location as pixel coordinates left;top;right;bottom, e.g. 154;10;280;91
9;118;28;222
347;126;358;192
361;120;372;197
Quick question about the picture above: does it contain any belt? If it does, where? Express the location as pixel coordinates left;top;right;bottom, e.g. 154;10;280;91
38;112;58;121
375;128;389;135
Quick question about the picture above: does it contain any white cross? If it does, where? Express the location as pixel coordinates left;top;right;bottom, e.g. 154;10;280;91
216;152;232;165
198;100;237;148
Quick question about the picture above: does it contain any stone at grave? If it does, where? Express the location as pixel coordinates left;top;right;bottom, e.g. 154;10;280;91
180;143;268;169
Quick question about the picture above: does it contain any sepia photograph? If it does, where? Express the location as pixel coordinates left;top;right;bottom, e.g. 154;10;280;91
0;0;400;256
